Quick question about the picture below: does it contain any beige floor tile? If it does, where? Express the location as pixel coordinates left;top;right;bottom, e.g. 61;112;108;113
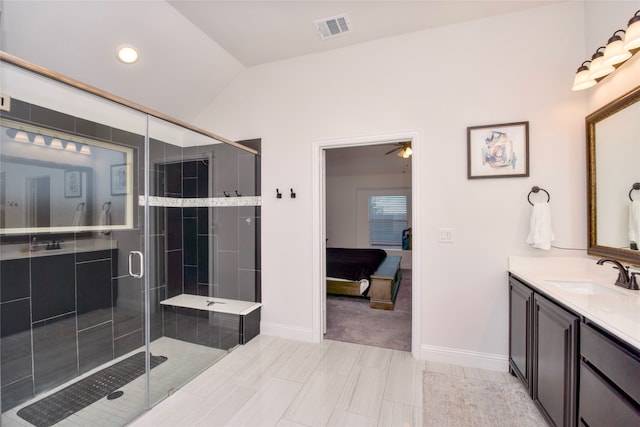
383;350;424;407
378;400;422;427
336;365;388;418
318;340;363;376
273;341;330;383
224;377;303;427
357;345;393;369
282;370;348;427
326;409;378;427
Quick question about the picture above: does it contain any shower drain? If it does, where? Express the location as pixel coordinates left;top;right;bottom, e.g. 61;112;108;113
107;390;124;400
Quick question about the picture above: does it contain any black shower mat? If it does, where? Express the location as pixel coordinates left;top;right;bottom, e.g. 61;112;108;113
17;352;167;427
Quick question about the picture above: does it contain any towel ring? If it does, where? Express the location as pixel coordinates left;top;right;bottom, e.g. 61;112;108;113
629;183;640;201
527;186;550;206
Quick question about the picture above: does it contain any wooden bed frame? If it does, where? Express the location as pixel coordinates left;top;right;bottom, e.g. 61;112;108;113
327;255;402;310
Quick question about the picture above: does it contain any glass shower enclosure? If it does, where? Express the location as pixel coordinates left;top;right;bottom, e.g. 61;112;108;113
0;52;261;426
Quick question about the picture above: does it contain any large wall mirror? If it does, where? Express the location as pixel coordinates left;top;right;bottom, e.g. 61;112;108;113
587;85;640;265
0;118;134;235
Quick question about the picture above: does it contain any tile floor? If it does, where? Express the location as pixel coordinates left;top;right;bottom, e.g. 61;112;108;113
129;335;519;427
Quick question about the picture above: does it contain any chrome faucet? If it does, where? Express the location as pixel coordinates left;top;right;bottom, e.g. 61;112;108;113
596;258;639;290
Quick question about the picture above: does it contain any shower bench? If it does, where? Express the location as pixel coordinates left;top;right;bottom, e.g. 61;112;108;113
160;294;261;350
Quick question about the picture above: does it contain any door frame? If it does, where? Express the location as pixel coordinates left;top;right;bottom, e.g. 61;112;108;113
311;131;421;357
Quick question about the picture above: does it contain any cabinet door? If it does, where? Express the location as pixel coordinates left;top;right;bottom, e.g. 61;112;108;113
533;294;579;427
509;276;533;394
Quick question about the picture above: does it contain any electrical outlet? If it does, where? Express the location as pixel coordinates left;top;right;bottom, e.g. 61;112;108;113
0;94;10;112
439;228;455;243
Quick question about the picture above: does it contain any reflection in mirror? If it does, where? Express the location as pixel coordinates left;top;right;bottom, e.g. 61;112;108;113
588;85;640;265
0;119;133;234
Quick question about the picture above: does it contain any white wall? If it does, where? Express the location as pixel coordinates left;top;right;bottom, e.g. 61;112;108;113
192;2;638;369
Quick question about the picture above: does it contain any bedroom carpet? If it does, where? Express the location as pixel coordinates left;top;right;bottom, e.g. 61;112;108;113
422;370;547;427
324;268;411;351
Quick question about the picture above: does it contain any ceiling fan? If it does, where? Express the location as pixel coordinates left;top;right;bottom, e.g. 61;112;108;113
385;141;412;158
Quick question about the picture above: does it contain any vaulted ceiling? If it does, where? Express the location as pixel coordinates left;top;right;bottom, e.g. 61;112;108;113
0;1;557;122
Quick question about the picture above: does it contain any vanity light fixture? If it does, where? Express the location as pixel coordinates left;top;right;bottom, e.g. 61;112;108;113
6;127;93;155
603;30;632;66
571;61;597;91
572;9;640;91
33;135;46;146
14;130;30;143
587;47;615;80
50;138;64;149
623;10;640;50
117;45;139;64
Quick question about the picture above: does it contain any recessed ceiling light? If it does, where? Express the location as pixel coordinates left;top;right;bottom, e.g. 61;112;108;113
117;45;139;64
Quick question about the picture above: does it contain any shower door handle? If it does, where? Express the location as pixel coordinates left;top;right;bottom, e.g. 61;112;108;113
128;251;144;279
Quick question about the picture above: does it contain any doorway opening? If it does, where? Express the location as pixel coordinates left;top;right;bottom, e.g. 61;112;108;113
312;132;421;357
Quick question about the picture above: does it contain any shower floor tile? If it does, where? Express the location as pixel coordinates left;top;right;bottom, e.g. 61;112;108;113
1;337;227;427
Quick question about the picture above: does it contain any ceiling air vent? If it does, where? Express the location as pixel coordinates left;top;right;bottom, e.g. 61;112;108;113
314;14;351;40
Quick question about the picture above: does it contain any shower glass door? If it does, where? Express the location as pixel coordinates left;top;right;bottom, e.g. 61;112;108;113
1;53;259;426
0;59;150;425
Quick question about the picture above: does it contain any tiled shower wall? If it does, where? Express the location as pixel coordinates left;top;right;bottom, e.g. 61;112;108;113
154;142;261;304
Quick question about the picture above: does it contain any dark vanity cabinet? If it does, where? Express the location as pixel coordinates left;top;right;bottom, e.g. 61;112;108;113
509;276;533;393
579;322;640;426
532;293;579;427
509;274;579;427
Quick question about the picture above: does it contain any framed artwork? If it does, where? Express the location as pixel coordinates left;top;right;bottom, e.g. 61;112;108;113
467;121;529;179
64;170;82;198
111;164;127;195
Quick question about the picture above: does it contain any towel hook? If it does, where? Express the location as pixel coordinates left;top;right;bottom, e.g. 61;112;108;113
527;186;550;206
629;183;640;201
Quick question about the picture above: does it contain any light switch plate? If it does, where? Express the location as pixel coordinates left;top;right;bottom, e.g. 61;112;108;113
439;228;455;243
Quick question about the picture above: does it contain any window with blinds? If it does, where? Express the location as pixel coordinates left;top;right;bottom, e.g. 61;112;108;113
368;195;408;247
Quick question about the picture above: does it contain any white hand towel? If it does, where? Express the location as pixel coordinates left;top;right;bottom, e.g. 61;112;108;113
526;202;554;250
72;207;85;227
73;203;84;227
99;210;111;235
629;200;640;247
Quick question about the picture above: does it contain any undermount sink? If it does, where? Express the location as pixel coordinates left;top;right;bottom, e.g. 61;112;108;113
546;280;627;296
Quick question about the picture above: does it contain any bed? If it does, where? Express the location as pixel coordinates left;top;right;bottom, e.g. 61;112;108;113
326;247;402;310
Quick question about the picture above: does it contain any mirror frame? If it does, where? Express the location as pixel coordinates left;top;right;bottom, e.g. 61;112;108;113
587;84;640;265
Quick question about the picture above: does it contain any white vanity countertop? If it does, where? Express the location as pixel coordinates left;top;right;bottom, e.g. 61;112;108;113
509;256;640;351
0;238;117;260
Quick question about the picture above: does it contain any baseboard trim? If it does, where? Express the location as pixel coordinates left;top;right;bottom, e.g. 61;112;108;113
420;344;509;372
260;322;315;342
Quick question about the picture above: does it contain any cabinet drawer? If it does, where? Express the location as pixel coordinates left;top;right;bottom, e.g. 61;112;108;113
579;361;640;426
581;322;640;403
